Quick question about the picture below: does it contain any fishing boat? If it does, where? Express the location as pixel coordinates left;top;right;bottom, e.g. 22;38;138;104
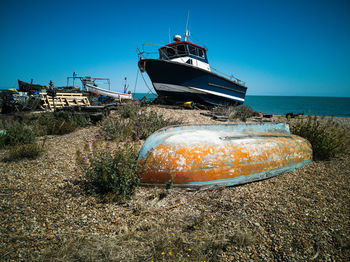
138;32;247;106
137;123;312;187
18;80;45;92
18;79;79;93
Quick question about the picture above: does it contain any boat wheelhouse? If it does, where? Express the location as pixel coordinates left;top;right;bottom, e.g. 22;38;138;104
138;34;248;106
158;40;210;71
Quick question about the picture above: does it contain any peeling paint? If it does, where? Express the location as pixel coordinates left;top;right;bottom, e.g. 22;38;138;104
137;123;312;187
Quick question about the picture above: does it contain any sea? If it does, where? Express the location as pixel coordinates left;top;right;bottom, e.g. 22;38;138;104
1;86;349;117
133;93;350;117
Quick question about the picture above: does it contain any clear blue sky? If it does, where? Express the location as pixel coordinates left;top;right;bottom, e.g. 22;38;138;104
0;0;349;97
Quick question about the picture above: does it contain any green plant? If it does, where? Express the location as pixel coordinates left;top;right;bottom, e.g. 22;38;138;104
289;115;347;160
229;105;255;122
100;104;181;142
76;138;141;200
0;131;7;146
165;174;176;190
214;105;236;116
36;111;90;135
130;110;180;140
213;105;256;122
99;118;131;141
118;103;139;119
3;142;44;161
0;122;36;148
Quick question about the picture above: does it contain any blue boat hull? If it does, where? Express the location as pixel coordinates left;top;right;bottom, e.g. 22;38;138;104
139;59;247;106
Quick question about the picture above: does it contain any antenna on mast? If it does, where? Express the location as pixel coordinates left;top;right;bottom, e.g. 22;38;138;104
184;10;191;41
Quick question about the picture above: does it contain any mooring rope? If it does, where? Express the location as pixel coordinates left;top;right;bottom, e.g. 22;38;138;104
133;68;139;95
140;68;156;95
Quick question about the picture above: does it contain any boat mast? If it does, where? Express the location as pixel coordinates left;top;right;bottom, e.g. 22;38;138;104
184;10;190;41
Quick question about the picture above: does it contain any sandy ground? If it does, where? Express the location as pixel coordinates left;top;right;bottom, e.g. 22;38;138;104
0;106;349;261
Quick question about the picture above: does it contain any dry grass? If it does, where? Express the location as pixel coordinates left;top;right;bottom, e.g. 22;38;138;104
37;187;255;262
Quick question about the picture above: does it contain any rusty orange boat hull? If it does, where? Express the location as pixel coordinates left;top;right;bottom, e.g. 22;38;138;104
137;123;312;187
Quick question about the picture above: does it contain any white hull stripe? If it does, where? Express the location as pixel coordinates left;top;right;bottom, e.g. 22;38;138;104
153;83;205;94
189;86;245;102
153;83;245;102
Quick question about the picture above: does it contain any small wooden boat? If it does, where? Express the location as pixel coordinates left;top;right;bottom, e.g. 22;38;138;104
137;123;312;187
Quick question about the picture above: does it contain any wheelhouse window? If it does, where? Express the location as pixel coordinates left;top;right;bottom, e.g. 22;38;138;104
198;48;204;58
188;44;206;59
176;44;186;55
159;43;207;60
188;45;197;56
167;47;176;57
159;46;181;59
159;47;168;59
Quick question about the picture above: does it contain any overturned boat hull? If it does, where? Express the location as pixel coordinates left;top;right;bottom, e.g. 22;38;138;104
137;123;312;187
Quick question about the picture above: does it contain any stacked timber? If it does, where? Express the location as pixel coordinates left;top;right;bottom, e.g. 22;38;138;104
40;92;90;110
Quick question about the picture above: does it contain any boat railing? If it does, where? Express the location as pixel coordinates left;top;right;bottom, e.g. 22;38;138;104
137;44;163;59
211;67;246;86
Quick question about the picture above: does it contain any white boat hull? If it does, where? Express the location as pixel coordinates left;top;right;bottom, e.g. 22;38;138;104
85;84;132;100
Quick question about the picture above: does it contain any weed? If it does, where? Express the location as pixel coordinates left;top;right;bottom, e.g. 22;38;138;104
99;118;131;141
229;105;255;122
0;132;6;146
289;115;347;160
100;104;181;141
76;138;141;200
118;103;139;119
0;122;36;148
3;143;44;161
36;111;90;135
130;110;181;140
165;180;173;190
214;105;256;122
212;106;234;117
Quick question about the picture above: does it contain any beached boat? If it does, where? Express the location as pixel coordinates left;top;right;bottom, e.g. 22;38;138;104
137;123;312;187
138;33;247;106
84;83;132;100
18;80;45;92
18;79;79;93
77;76;132;100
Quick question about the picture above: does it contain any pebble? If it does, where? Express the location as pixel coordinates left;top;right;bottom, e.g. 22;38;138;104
0;109;349;261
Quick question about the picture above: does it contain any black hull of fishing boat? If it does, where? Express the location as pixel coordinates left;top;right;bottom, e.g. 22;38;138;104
18;80;80;93
138;59;247;106
18;80;45;92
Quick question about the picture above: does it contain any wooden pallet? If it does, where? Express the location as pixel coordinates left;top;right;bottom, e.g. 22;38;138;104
40;92;90;110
